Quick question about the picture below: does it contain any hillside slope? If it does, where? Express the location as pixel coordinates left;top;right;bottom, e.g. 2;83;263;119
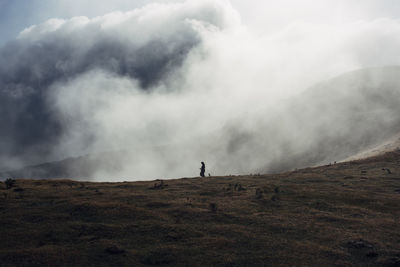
1;151;400;266
260;66;400;173
346;133;400;161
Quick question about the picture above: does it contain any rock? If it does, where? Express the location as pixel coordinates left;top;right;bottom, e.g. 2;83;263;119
104;245;125;255
366;251;379;258
141;250;175;265
385;257;400;267
346;239;374;249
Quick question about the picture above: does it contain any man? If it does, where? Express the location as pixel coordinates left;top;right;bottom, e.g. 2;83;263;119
200;162;205;177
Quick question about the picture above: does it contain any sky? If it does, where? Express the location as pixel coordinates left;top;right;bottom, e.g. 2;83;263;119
1;0;400;180
2;0;400;46
0;0;179;46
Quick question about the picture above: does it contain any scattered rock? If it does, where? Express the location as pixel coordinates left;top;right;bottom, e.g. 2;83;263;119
141;250;175;265
146;202;170;208
366;251;379;258
385;257;400;267
151;180;168;190
237;184;246;191
226;183;246;192
5;178;16;189
105;245;125;255
346;239;374;249
271;195;279;201
209;203;217;213
255;188;263;199
382;168;392;174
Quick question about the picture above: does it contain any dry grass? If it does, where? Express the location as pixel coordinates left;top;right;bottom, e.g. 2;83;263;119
1;151;400;266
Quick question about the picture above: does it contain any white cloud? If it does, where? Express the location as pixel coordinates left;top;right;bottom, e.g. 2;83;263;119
2;0;400;179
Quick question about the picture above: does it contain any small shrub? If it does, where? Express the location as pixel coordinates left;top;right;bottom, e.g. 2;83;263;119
382;168;392;174
366;251;378;258
237;183;246;191
151;180;168;190
209;203;217;213
5;178;16;189
255;188;263;199
146;202;170;208
141;249;176;265
271;195;279;201
104;245;125;255
229;183;246;192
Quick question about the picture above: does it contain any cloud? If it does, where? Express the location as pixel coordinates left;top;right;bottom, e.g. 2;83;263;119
0;0;239;171
1;0;400;179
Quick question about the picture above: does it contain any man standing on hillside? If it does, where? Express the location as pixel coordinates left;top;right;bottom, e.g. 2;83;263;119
200;162;205;177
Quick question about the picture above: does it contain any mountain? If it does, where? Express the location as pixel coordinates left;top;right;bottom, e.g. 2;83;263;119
261;66;400;172
0;151;129;180
345;133;400;161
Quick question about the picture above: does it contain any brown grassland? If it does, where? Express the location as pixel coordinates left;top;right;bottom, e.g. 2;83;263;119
1;151;400;266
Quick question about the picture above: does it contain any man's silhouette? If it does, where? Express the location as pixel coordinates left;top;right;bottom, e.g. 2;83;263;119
200;162;205;177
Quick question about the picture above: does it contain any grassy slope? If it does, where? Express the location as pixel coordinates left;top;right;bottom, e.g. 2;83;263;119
1;152;400;266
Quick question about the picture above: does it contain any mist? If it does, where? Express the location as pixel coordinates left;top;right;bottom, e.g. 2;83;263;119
1;0;400;180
